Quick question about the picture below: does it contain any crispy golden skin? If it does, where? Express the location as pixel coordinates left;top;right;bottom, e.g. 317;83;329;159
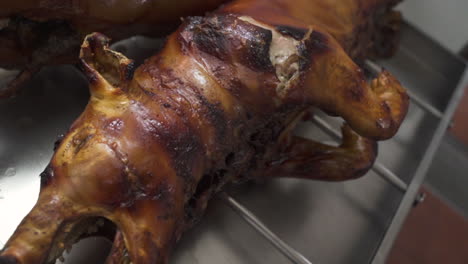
0;0;408;263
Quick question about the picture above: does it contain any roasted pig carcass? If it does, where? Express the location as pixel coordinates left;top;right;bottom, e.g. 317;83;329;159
0;0;230;97
0;0;408;263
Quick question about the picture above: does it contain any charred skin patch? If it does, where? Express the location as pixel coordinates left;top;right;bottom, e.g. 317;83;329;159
187;16;230;61
152;181;176;213
138;66;229;152
186;15;275;73
275;25;308;40
308;31;331;54
131;100;204;184
118;172;175;211
347;84;365;102
236;23;274;72
157;101;221;185
226;77;244;98
131;64;234;207
196;94;227;144
299;30;331;70
249;118;283;146
123;61;136;81
184;169;223;222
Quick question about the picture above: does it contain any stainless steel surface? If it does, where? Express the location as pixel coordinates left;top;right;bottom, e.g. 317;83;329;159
311;115;408;192
372;68;468;264
398;0;468;54
171;198;292;264
0;66;90;248
0;22;466;264
221;193;313;264
425;134;468;217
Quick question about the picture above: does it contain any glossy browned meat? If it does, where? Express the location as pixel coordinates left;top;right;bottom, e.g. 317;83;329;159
0;0;408;263
0;0;230;97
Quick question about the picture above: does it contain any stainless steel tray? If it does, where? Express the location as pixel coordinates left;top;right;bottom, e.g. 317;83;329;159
0;22;466;264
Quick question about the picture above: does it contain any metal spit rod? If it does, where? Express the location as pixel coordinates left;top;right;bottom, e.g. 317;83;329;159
311;115;408;192
364;60;444;119
220;193;314;264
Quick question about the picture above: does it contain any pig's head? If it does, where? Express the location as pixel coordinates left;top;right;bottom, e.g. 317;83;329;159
0;33;189;264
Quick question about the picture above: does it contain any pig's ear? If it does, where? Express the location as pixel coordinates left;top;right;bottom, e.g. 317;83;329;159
79;33;135;97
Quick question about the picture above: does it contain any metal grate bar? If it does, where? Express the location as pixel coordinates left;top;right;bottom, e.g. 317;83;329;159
220;193;314;264
406;90;444;119
364;60;444;119
311;116;408;192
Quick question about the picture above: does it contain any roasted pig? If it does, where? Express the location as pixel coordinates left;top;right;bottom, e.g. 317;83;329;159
0;0;408;263
0;0;230;97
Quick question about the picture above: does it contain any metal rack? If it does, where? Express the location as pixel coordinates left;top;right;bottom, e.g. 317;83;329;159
0;22;467;264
